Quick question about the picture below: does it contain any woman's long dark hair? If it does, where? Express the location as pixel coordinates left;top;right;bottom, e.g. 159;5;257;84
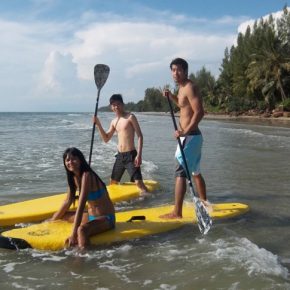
63;147;105;202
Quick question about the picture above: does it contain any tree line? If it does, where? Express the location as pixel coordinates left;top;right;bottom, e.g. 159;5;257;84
100;6;290;114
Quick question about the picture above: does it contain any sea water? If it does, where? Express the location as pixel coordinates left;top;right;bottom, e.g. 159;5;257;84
0;112;290;289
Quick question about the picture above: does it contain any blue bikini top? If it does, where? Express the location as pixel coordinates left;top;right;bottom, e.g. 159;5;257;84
87;187;106;201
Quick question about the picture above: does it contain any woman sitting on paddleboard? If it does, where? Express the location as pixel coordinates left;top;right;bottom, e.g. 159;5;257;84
50;147;115;249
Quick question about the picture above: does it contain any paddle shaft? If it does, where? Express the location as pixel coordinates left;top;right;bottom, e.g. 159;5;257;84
89;88;101;165
166;93;212;234
166;95;196;195
88;64;110;166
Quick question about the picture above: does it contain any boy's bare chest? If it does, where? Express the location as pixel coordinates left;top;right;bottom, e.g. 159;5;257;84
115;118;132;132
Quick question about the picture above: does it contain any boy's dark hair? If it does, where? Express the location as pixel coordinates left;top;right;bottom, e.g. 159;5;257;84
109;94;124;105
170;58;188;75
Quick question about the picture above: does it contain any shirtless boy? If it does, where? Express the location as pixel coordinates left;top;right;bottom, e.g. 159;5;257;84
160;58;209;219
94;94;148;195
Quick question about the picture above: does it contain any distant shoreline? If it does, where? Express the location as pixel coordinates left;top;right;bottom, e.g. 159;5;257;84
138;111;290;127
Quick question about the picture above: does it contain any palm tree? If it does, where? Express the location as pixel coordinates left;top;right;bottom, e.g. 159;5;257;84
246;17;290;108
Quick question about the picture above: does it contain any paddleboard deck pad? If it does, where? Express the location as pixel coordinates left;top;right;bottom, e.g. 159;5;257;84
0;202;249;251
0;180;159;226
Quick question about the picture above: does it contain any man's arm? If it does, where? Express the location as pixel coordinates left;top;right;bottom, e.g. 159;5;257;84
130;114;143;167
94;117;116;143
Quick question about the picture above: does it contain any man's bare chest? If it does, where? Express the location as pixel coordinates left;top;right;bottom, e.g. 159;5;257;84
177;94;189;108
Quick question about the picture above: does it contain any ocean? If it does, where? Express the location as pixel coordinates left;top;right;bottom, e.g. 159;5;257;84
0;112;290;289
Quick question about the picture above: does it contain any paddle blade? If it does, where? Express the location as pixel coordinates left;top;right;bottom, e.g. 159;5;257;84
94;64;110;90
193;196;212;234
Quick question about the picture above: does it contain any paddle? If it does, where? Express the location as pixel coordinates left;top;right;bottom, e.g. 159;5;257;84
165;92;212;234
88;64;110;165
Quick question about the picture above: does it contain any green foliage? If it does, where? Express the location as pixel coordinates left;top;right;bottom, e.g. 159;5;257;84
143;88;168;112
281;98;290;111
257;100;268;111
190;67;216;108
216;6;290;112
99;87;173;113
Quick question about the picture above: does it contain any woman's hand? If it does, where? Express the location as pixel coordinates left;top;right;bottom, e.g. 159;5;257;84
65;234;78;247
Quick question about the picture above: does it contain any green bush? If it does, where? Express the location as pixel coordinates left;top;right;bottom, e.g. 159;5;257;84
281;98;290;111
257;100;267;111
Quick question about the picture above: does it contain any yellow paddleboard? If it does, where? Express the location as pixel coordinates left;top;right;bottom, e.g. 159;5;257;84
1;202;249;251
0;180;159;226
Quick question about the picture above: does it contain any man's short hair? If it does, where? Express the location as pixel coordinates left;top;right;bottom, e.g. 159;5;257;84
109;94;124;105
170;58;188;74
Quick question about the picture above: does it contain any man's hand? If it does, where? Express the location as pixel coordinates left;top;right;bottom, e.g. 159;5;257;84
174;130;184;138
163;89;172;98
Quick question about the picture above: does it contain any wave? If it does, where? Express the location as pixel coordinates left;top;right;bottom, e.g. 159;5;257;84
210;237;288;279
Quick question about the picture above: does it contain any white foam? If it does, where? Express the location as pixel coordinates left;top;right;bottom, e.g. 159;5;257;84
117;244;133;253
142;160;158;175
212;237;289;279
143;280;152;286
11;282;33;289
41;255;67;262
3;262;25;273
159;284;177;290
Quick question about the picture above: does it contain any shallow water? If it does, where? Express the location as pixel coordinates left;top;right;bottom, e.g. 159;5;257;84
0;112;290;289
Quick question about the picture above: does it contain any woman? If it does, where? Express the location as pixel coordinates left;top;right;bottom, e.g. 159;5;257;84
51;147;115;249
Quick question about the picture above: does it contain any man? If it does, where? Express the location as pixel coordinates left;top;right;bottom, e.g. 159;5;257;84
94;94;148;195
160;58;209;219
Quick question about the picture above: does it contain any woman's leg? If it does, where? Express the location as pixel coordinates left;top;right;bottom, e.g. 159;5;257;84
77;216;114;249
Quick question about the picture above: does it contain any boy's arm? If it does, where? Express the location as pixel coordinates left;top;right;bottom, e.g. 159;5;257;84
130;114;143;167
94;117;116;143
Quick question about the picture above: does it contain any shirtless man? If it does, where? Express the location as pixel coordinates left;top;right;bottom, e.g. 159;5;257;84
94;94;148;195
160;58;208;219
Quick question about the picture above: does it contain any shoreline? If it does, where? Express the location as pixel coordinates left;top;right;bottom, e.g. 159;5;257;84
138;111;290;127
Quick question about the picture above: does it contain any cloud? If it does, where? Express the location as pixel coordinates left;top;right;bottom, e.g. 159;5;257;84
40;51;77;91
0;10;237;111
69;21;235;80
238;8;290;34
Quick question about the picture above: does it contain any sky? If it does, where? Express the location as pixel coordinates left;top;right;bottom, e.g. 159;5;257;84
0;0;288;112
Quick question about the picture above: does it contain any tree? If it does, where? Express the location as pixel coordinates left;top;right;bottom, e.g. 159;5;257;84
190;67;216;107
143;87;168;112
246;14;290;109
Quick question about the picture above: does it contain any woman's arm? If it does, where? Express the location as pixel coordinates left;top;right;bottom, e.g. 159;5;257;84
50;190;73;221
67;172;90;246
